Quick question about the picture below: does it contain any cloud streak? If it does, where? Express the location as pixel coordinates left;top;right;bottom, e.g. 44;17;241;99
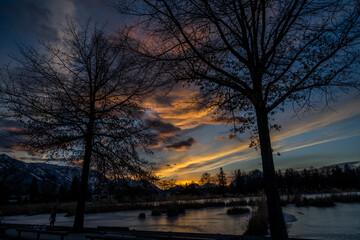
155;98;360;181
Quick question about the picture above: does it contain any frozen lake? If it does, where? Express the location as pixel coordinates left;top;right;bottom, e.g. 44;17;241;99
284;203;360;240
3;203;360;239
3;207;250;235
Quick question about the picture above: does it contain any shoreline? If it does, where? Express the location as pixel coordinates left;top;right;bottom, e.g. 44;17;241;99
1;191;359;217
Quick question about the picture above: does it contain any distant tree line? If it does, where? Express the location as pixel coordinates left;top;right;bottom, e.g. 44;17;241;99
1;164;359;204
276;165;360;194
230;164;360;195
0;176;83;204
163;165;360;197
0;174;161;204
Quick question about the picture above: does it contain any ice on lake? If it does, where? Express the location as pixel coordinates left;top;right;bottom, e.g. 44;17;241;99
4;203;360;239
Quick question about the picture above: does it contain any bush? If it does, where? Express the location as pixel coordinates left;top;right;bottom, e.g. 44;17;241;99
167;207;179;217
151;209;162;216
177;206;185;214
244;200;268;236
247;200;258;206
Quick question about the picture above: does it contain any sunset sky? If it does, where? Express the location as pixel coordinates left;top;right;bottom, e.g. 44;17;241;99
1;0;360;183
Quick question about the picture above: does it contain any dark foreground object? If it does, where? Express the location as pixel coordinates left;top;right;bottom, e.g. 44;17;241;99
16;227;69;240
0;224;317;240
97;226;130;233
226;207;250;215
86;234;149;240
87;230;316;240
0;226;9;237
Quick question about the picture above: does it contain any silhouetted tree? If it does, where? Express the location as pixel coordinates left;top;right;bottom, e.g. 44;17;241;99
356;167;360;189
117;1;360;239
217;168;227;186
332;166;344;189
0;156;24;201
28;177;39;202
217;167;227;195
157;178;177;190
199;172;212;185
70;176;80;201
301;169;311;192
232;169;244;193
58;185;69;201
0;161;11;203
2;19;160;232
0;181;9;204
41;177;58;202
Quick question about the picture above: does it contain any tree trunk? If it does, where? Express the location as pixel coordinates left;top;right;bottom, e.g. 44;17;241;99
255;107;288;240
73;123;94;232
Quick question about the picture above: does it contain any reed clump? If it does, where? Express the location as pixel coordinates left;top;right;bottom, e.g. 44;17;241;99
244;199;269;236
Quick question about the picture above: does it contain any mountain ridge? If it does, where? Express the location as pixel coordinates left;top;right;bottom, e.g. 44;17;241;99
0;154;160;197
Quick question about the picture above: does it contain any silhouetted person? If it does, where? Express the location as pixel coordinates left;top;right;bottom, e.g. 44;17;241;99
49;207;56;227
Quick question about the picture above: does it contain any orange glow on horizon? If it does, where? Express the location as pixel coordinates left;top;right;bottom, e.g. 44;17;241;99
176;180;198;186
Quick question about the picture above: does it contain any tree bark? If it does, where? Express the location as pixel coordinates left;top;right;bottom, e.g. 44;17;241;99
255;107;288;240
73;121;94;232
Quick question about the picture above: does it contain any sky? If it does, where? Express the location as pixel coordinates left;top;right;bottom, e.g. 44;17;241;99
0;0;360;183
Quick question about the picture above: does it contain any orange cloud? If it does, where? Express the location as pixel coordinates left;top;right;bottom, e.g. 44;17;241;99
215;134;237;141
155;98;360;182
1;127;22;132
143;84;219;130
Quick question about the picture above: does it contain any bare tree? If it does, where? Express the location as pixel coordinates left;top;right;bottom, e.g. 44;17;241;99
199;172;212;185
116;1;360;239
157;177;177;190
1;19;160;232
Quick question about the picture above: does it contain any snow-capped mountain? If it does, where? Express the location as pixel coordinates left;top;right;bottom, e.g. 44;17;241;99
0;154;82;193
114;178;160;192
318;161;360;171
0;154;160;196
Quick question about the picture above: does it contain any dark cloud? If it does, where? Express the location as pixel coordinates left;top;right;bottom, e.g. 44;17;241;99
0;133;15;149
0;135;20;152
0;119;21;129
145;118;182;148
0;119;22;150
0;119;37;155
145;118;181;134
215;134;237;141
0;1;59;43
165;137;196;151
154;95;178;107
